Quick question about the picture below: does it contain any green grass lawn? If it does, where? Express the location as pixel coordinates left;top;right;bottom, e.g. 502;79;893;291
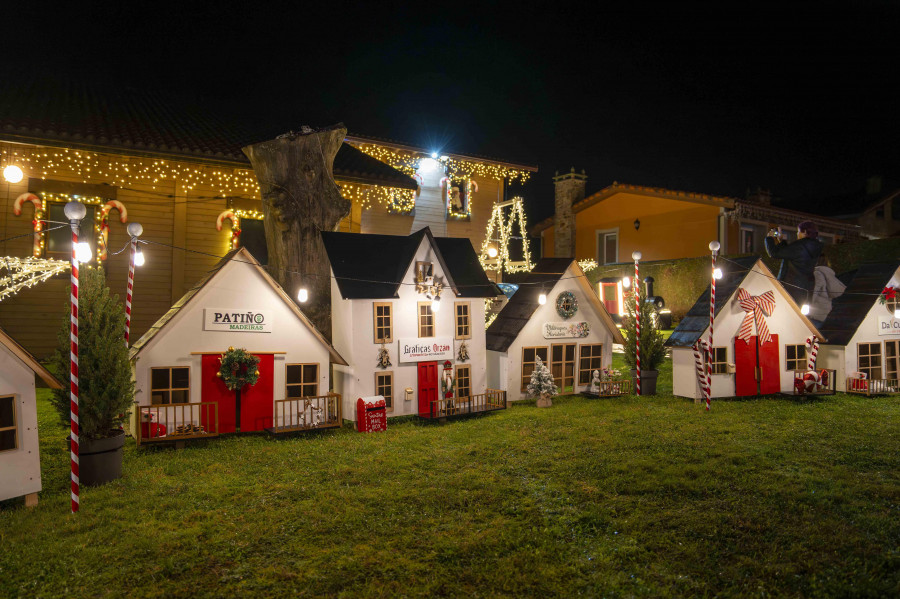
1;383;898;597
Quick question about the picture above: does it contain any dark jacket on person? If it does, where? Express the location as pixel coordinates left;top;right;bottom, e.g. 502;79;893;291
764;236;823;304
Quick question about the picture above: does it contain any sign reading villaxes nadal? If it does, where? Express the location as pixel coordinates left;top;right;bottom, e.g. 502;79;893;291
399;337;453;363
203;309;273;333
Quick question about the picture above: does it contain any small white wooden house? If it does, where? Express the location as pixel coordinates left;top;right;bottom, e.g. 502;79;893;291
666;256;823;398
129;248;346;441
816;262;900;393
1;326;62;507
486;258;624;400
323;227;504;420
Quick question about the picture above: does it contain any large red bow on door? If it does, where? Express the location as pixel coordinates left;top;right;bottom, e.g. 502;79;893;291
735;288;775;344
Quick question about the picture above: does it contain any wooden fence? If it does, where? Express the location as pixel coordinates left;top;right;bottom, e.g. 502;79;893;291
597;379;632;397
425;389;506;419
272;393;342;433
846;377;900;396
136;402;219;446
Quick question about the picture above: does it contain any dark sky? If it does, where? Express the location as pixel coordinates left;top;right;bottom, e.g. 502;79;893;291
13;1;900;222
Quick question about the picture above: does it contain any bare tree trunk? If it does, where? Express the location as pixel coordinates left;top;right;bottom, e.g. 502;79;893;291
242;124;350;339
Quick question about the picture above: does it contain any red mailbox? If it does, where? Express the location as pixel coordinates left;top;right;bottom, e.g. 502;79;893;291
356;396;387;433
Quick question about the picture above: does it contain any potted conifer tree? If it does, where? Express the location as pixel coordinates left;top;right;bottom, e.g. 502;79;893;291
622;291;667;395
527;356;558;408
49;266;134;486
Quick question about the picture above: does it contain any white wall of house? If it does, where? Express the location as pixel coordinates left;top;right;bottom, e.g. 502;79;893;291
672;266;818;398
492;264;617;402
331;236;488;420
132;258;331;418
0;345;41;502
821;267;900;390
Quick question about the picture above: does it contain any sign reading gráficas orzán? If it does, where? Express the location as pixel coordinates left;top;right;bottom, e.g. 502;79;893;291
398;337;453;363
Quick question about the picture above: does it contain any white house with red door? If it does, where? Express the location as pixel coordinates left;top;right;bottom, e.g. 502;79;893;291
323;227;504;420
486;258;625;400
815;261;900;393
666;256;824;398
129;248;346;441
1;326;62;507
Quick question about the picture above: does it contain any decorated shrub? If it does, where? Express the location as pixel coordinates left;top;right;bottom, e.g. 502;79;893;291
49;267;134;440
622;291;667;372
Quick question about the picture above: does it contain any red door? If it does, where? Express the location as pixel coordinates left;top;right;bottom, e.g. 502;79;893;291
734;334;780;397
601;283;619;315
417;361;438;417
201;353;274;433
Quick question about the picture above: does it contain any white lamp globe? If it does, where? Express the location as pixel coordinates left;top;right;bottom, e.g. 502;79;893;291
632;251;642;261
622;276;631;289
3;165;23;183
800;304;810;316
64;201;87;221
713;268;723;280
127;222;143;238
709;241;721;252
538;292;547;305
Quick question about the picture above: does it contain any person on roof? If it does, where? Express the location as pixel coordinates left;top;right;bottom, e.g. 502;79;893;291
808;255;846;328
764;220;824;306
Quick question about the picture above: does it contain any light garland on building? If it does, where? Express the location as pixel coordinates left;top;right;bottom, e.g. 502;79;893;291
445;178;476;219
479;197;533;274
578;259;598;273
339;183;416;213
0;257;70;302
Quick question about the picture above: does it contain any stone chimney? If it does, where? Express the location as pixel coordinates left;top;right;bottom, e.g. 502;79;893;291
553;167;587;258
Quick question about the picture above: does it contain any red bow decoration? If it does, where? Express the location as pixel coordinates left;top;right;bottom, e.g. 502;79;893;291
735;288;775;345
880;286;897;304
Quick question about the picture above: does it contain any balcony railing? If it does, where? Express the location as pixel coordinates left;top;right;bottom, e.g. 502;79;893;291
846;376;900;396
422;389;506;419
269;393;342;434
136;402;219;446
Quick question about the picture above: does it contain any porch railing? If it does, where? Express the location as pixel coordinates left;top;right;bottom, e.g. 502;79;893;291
136;402;219;446
846;377;900;396
273;393;342;433
427;388;506;419
792;370;836;395
597;379;632;397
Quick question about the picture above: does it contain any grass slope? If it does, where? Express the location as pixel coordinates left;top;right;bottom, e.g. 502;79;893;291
1;386;898;597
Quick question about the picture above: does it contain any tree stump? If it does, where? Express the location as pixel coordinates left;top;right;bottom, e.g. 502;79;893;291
242;124;350;339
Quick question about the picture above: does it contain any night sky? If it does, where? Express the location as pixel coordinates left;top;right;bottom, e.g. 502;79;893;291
12;1;900;222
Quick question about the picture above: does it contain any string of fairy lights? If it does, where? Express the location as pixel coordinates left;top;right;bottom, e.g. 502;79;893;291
0;255;70;302
479;197;534;274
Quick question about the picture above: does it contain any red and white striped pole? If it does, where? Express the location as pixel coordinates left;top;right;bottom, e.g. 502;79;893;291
64;200;87;514
124;222;143;346
707;241;721;411
632;251;642;395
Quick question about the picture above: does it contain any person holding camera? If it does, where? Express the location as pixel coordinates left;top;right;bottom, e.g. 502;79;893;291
764;220;823;305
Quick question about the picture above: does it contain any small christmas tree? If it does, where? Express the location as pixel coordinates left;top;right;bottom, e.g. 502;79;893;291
527;355;558;408
621;290;668;394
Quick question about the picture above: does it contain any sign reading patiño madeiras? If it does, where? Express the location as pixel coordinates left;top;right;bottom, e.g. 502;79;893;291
399;337;453;363
204;309;272;333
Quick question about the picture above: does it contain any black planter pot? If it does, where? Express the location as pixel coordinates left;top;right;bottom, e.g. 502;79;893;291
630;369;660;396
75;429;125;486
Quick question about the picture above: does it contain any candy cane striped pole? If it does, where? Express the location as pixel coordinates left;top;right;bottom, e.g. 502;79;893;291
124;223;143;346
693;339;708;400
63;201;87;514
632;251;642;395
707;241;720;411
806;335;819;371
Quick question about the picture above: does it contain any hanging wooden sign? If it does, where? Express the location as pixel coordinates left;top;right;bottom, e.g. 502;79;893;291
542;322;591;339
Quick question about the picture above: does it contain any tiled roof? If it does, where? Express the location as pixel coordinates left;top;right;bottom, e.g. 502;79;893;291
321;228;501;300
818;262;900;346
0;78;417;190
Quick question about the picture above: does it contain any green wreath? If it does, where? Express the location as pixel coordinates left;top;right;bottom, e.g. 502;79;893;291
556;291;578;319
218;347;261;391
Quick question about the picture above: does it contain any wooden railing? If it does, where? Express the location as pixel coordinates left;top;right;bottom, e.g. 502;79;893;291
136;402;218;446
427;389;506;419
846;377;900;396
597;379;632;397
273;393;342;433
792;370;836;395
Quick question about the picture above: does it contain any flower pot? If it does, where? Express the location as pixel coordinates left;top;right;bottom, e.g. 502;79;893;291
536;393;553;408
74;429;125;486
630;370;660;396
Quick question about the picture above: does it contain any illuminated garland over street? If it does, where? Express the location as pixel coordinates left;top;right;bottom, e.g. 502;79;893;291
0;257;70;302
479;197;534;274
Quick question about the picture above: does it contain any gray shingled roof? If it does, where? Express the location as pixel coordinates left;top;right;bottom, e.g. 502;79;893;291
665;256;760;348
818;262;900;346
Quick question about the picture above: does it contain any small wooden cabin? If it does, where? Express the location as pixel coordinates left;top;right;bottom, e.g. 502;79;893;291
816;262;900;394
129;248;346;442
666;256;823;398
0;326;61;506
486;258;624;400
